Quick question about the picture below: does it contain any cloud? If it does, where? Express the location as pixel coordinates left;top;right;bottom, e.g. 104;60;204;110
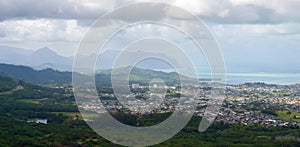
0;19;87;42
210;22;300;73
0;0;299;24
113;0;300;24
212;23;300;38
172;0;300;24
0;0;116;21
0;0;300;73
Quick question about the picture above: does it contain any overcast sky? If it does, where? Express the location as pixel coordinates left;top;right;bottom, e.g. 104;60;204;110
0;0;299;72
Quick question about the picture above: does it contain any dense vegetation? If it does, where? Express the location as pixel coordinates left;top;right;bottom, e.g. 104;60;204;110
0;76;18;92
0;63;181;86
0;63;72;84
97;66;181;86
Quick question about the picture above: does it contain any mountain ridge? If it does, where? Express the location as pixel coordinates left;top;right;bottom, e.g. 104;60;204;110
0;63;184;85
0;46;73;71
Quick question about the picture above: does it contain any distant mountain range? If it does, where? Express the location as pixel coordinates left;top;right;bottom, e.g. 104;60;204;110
0;46;178;72
0;63;72;84
97;66;182;85
0;63;183;85
0;46;73;71
2;45;299;74
0;75;19;92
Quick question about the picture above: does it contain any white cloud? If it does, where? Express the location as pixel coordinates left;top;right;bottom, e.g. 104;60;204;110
1;0;299;24
0;0;300;61
0;19;87;42
0;0;116;21
212;23;300;38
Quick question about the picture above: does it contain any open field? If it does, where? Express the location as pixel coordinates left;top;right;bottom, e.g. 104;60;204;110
277;110;300;123
52;112;99;119
16;99;41;104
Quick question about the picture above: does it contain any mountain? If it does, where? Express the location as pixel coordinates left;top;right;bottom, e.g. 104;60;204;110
97;66;195;85
28;47;73;71
29;47;66;66
97;50;179;69
0;46;178;72
0;75;18;92
1;46;300;73
0;63;186;85
0;46;73;71
0;63;72;84
98;66;179;80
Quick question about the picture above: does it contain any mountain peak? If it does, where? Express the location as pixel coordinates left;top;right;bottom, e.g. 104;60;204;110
34;47;57;56
40;46;50;49
37;47;52;52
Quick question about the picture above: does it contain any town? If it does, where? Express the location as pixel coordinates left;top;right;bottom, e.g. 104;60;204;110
77;82;300;128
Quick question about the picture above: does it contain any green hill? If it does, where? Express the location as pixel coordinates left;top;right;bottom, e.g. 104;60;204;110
97;66;188;85
0;76;18;92
0;64;187;85
0;63;72;84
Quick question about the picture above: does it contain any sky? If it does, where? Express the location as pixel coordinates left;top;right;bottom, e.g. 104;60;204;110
0;0;300;73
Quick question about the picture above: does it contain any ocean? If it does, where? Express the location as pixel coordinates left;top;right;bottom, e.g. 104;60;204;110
208;73;300;85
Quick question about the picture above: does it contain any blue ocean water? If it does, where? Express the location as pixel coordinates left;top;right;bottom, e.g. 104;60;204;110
150;68;300;85
199;73;300;85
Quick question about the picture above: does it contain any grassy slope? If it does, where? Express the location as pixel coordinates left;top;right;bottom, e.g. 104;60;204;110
277;110;300;123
